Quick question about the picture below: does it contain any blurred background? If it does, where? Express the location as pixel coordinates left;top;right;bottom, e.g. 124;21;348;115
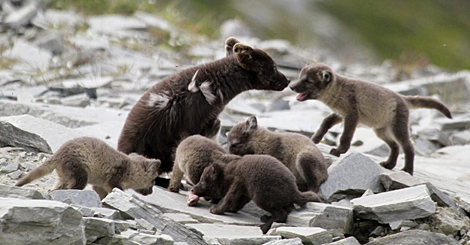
47;0;470;71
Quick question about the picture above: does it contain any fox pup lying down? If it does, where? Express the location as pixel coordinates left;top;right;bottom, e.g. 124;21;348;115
16;137;160;199
290;63;452;175
186;135;321;234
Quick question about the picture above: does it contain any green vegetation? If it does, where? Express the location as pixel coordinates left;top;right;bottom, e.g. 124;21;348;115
48;0;241;37
47;0;470;71
318;0;470;71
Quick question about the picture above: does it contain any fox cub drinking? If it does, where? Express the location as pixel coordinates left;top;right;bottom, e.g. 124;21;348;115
290;63;452;175
16;137;161;199
227;116;328;192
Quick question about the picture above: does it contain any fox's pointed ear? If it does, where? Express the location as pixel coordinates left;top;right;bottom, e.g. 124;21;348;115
225;37;240;57
245;116;258;131
321;70;332;83
234;43;254;70
150;160;161;176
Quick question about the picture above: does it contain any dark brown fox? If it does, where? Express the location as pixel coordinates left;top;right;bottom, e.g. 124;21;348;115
192;154;321;234
16;137;160;199
117;38;290;185
290;63;452;175
227;116;328;192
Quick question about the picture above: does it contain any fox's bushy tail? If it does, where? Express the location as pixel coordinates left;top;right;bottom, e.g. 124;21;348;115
403;95;452;119
15;158;56;187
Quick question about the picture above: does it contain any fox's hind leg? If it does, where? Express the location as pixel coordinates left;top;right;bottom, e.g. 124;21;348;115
260;208;288;234
53;161;88;191
375;127;400;171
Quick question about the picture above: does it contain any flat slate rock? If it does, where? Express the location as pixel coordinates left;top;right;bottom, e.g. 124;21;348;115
0;121;52;153
267;227;332;245
137;186;263;226
379;171;424;191
0;184;44;199
186;223;281;245
319;152;385;201
0;115;84;152
287;203;353;234
365;229;459;245
49;189;102;208
326;237;361;245
351;185;436;224
0;197;86;244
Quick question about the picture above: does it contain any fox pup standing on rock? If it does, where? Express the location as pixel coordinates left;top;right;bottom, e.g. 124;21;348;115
117;37;290;187
290;63;452;175
16;137;161;199
193;154;321;234
227;116;328;192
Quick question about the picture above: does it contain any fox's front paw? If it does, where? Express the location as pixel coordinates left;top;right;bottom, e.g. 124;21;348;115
329;148;342;157
209;206;224;214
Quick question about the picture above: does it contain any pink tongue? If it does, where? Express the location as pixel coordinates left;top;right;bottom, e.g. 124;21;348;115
296;93;308;101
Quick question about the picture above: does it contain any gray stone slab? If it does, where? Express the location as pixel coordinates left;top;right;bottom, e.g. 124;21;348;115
118;229;174;245
319;152;385;201
7;39;52;71
102;188;207;245
262;238;303;245
0;121;52;153
83;217;115;243
186;223;281;245
379;171;425;191
458;195;470;213
164;213;199;224
267;227;332;245
365;229;459;245
3;1;39;28
0;184;44;199
325;237;360;245
49;189;102;208
0;197;86;244
1;161;19;173
425;182;457;208
137;186;263;226
350;185;436;224
287;203;353;235
0;115;84;152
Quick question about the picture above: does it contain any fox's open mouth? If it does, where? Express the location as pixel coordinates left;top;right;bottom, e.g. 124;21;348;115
296;92;309;101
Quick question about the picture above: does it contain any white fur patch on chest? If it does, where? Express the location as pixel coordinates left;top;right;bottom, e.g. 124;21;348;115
147;92;170;109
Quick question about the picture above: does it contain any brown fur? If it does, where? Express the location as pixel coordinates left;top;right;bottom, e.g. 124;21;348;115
117;38;290;184
290;63;453;175
168;135;239;193
15;137;161;199
192;154;321;234
227;116;328;192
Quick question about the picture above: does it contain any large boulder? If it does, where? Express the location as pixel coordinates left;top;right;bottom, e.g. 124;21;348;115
0;197;85;244
319;152;385;201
